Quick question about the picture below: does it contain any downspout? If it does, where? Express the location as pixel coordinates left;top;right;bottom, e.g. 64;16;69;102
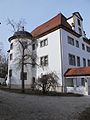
59;28;64;92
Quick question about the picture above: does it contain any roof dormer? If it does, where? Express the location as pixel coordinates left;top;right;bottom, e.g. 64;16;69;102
67;12;85;37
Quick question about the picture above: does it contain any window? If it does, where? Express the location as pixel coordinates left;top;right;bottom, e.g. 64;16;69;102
40;55;48;66
32;44;35;50
40;39;48;47
10;54;13;60
32;58;36;67
81;78;85;86
78;28;82;35
87;59;90;66
44;56;48;66
44;39;48;46
83;58;86;67
66;78;74;87
32;77;35;84
82;43;85;50
68;54;76;66
22;41;28;48
76;40;79;48
86;46;90;52
77;56;80;66
10;43;13;49
77;19;81;26
9;69;12;77
40;41;44;47
68;36;74;46
21;72;27;80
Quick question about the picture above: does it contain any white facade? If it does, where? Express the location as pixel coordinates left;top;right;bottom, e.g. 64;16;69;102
7;12;90;95
7;31;34;88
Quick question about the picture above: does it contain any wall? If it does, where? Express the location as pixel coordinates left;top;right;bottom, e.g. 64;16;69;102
36;29;63;86
7;38;33;88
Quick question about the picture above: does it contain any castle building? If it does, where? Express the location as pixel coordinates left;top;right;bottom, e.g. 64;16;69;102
7;12;90;95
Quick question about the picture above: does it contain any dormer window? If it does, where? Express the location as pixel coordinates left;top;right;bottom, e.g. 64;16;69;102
77;19;81;26
78;28;82;35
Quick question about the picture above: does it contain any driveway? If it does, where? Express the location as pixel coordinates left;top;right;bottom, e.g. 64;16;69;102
0;90;90;120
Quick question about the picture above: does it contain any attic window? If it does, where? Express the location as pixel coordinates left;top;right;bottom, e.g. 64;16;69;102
78;28;82;35
77;19;81;26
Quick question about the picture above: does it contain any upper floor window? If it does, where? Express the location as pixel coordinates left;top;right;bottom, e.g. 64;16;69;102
83;58;86;67
76;40;79;48
40;55;48;66
87;59;90;66
82;43;85;50
77;56;80;66
10;54;13;60
68;54;76;66
22;41;28;49
77;19;81;26
86;46;90;53
78;28;82;35
10;43;13;49
68;36;74;46
40;38;48;47
32;44;35;50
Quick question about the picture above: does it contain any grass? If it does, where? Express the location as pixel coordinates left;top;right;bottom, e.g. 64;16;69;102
0;85;83;97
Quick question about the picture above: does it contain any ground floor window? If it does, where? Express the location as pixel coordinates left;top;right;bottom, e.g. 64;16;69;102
81;78;85;86
21;72;27;80
32;77;35;84
9;69;12;77
66;78;74;87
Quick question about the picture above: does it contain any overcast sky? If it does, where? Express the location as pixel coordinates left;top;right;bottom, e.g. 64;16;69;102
0;0;90;53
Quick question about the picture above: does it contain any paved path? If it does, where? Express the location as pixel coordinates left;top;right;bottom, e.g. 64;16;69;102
0;90;90;120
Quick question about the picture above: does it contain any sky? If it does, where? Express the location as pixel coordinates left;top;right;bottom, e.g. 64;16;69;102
0;0;90;54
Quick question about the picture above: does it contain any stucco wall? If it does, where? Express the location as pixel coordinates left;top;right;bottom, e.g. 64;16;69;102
36;29;63;86
7;38;33;88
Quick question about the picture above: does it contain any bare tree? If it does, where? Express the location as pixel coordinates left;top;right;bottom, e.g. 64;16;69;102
35;72;59;94
7;18;26;32
0;48;8;79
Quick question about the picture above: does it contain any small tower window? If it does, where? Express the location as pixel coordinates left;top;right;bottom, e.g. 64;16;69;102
10;54;13;60
32;44;35;50
10;43;13;49
9;69;12;77
22;41;28;49
77;19;81;26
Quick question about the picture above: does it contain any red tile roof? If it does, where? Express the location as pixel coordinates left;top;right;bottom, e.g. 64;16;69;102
64;67;90;77
31;13;81;38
